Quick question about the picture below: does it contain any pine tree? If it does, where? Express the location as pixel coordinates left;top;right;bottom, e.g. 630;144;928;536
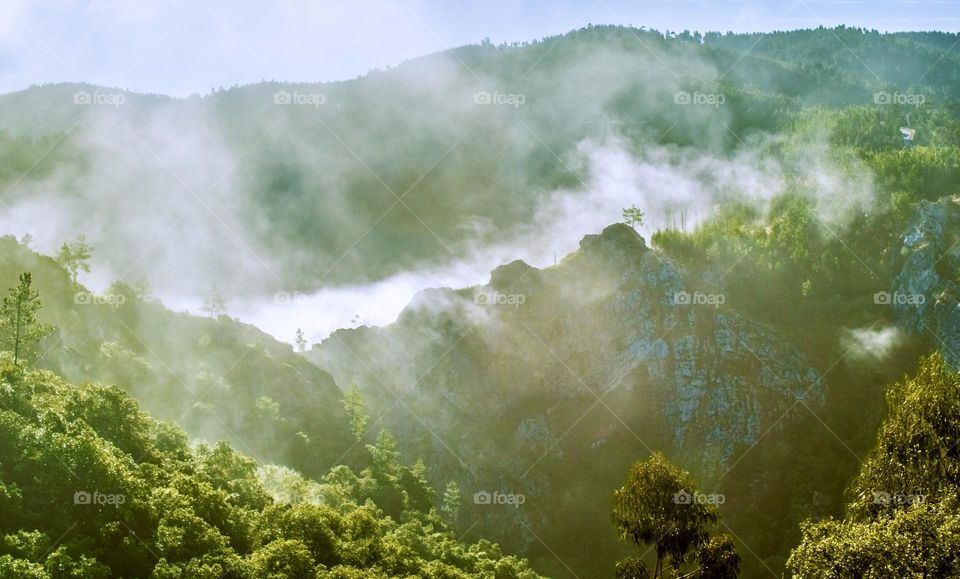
441;481;461;523
56;234;93;285
342;384;368;441
200;287;227;318
622;205;645;230
0;273;54;365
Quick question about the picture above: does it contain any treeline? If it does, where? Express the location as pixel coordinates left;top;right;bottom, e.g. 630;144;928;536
0;273;541;578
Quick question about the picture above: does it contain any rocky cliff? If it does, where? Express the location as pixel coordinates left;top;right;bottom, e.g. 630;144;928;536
892;196;960;367
310;222;827;569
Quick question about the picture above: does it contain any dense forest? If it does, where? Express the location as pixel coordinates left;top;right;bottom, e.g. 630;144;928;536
1;23;959;578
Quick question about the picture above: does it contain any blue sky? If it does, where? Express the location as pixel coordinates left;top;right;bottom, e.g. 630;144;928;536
1;0;957;95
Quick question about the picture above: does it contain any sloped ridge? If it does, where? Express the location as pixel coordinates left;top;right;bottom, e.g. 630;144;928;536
0;236;355;479
313;221;825;567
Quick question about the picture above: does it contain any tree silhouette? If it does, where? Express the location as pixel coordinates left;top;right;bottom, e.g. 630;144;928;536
57;234;93;285
623;205;645;230
200;287;227;318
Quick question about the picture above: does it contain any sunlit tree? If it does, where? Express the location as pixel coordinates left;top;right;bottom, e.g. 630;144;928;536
623;205;645;230
612;452;718;578
0;273;54;365
441;481;461;523
341;384;368;441
789;353;960;577
698;535;741;579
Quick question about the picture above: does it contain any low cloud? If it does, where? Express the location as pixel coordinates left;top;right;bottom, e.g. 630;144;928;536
841;326;904;360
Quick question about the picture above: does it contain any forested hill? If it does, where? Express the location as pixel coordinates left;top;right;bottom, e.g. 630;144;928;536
1;23;959;579
0;360;544;577
1;25;958;289
0;235;356;480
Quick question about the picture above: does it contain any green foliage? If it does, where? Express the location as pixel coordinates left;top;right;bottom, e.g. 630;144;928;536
55;235;92;286
865;146;960;202
848;352;960;518
788;354;960;577
612;453;721;577
441;481;461;523
0;26;958;579
697;535;741;579
0;273;53;365
342;384;368;441
200;287;227;318
0;366;543;578
614;556;649;579
0;238;358;482
247;539;315;578
789;497;960;578
650;229;704;264
623;206;645;229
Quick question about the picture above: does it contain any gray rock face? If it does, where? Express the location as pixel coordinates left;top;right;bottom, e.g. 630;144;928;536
314;223;824;475
310;222;827;561
892;197;960;367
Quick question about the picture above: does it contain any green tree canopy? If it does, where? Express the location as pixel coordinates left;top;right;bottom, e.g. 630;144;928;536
623;205;645;230
0;273;53;365
788;353;960;577
612;452;720;578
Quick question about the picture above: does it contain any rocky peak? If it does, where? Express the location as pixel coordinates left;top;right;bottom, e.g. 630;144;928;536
579;222;647;255
489;259;541;295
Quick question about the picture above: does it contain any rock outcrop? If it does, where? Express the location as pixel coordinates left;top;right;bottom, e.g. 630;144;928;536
310;222;825;560
892;196;960;367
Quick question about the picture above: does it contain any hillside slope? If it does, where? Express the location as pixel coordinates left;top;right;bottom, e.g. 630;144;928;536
0;236;356;479
0;359;543;577
2;26;958;288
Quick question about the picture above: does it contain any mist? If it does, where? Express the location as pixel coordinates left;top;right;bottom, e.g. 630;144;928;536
0;27;884;347
0;122;877;344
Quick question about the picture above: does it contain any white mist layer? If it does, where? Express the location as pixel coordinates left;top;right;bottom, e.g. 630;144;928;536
0;131;874;346
195;139;801;344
